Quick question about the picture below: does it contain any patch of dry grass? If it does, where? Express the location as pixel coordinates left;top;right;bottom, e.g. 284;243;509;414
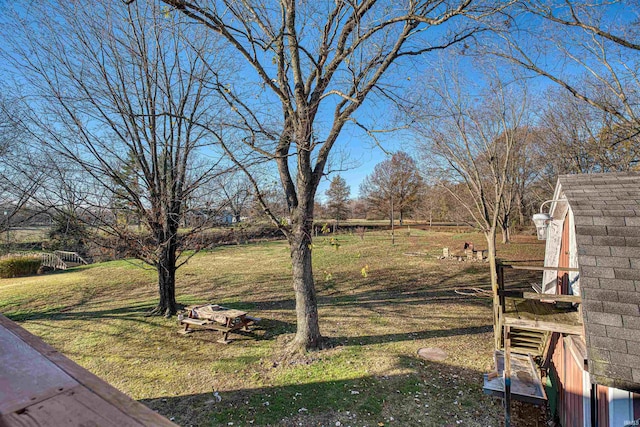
0;230;546;426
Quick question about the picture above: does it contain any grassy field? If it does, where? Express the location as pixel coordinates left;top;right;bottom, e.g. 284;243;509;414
0;229;546;426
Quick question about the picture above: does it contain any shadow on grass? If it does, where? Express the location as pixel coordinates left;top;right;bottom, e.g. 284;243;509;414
7;305;297;346
238;270;497;315
4;265;509;348
175;318;296;343
140;355;546;427
333;324;493;347
5;301;158;323
3;264;498;342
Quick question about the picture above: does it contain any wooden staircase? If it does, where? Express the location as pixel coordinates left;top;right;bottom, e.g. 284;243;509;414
490;262;583;425
505;328;550;357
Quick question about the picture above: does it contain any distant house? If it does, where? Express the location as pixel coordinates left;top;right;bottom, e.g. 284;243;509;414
487;172;640;427
218;212;235;225
184;209;236;226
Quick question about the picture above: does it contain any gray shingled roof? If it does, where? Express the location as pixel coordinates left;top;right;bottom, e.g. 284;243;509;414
558;172;640;393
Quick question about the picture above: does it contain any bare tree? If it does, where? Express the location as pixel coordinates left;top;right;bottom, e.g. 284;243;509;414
215;172;254;224
412;66;532;348
349;198;369;220
0;94;43;239
360;152;424;225
492;0;640;159
495;126;543;243
2;1;229;316
417;185;445;227
34;159;94;255
157;0;491;351
529;88;640;203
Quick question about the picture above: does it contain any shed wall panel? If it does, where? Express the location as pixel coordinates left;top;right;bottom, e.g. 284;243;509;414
597;385;609;427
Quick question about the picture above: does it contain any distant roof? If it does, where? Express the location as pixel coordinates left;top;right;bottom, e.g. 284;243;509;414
558;172;640;393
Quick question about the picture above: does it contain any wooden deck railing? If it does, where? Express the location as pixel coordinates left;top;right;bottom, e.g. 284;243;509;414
494;261;582;349
495;262;584;426
499;264;579;272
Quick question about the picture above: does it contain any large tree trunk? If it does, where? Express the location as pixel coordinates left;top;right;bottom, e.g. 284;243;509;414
288;216;323;352
501;224;511;244
501;225;511;244
150;229;178;317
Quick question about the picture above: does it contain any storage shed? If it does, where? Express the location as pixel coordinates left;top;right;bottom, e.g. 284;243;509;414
547;172;640;426
487;172;640;427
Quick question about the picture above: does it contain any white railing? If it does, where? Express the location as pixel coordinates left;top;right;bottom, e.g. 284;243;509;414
54;251;88;266
40;252;68;270
5;250;89;270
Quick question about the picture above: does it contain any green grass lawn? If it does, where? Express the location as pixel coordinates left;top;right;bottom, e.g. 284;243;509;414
0;230;546;426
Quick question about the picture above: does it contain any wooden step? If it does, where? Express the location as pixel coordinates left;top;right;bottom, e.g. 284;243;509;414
511;336;545;344
511;346;541;355
503;328;550;358
511;335;545;343
510;329;547;338
510;340;542;347
510;342;543;350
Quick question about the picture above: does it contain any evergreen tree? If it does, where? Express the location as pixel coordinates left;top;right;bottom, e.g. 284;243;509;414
325;175;350;228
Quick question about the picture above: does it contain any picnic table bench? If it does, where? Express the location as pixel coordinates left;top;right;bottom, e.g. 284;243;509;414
178;304;260;344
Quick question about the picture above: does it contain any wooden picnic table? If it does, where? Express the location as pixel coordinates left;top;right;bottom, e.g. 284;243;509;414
0;314;176;427
178;304;259;344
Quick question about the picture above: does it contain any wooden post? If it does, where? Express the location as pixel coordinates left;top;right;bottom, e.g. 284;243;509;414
495;260;506;350
391;193;395;245
503;325;512;427
498;261;505;315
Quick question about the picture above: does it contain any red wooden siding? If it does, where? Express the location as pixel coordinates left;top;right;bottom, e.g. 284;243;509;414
564;341;584;427
552;336;585;427
597;385;609;427
550;213;586;426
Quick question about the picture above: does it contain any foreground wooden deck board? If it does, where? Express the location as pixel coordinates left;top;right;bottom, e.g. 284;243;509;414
502;298;583;335
0;314;177;427
483;351;547;406
0;326;79;414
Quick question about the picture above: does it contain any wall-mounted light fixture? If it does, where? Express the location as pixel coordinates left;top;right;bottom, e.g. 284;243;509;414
532;199;566;240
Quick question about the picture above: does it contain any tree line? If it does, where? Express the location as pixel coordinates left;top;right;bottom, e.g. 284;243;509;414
0;0;638;352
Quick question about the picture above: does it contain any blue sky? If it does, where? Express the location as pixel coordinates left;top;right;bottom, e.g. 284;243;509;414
2;1;636;205
316;130;409;203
